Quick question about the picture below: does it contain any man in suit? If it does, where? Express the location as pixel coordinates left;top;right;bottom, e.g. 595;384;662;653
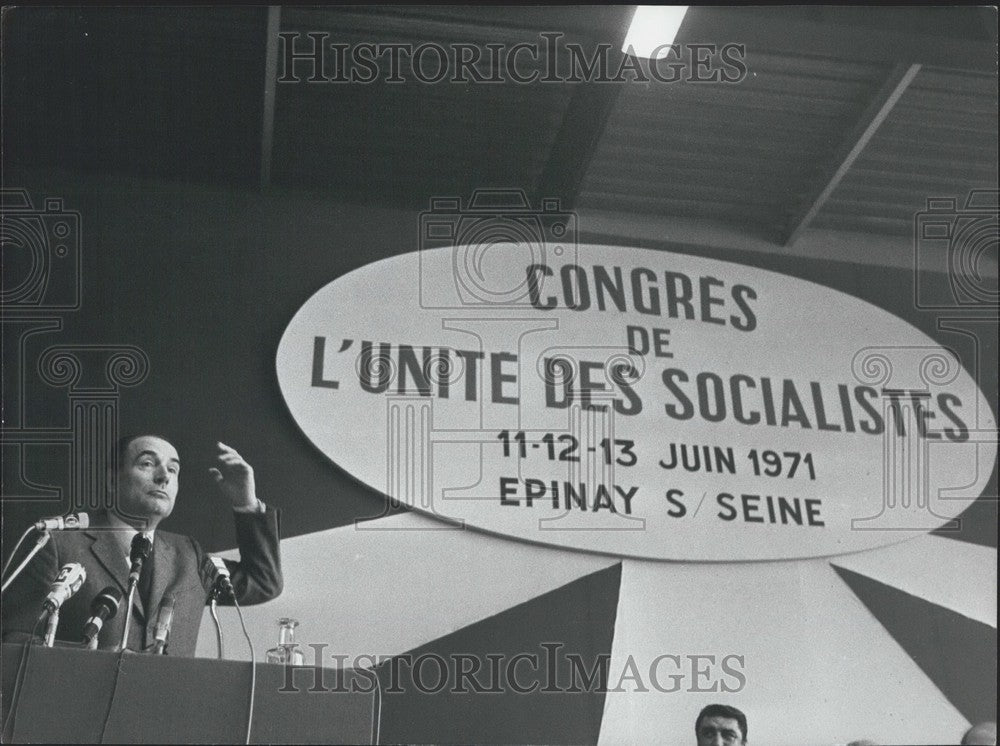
1;435;282;656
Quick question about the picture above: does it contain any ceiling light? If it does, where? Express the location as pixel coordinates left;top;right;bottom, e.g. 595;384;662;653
621;6;690;59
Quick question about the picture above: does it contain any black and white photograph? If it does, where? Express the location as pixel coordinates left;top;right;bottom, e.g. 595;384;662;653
1;5;997;745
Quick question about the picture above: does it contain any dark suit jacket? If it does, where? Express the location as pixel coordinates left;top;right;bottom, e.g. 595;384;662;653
1;509;282;657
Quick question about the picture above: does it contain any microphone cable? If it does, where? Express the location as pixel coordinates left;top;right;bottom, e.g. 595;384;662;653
0;530;51;594
0;526;33;580
0;614;47;740
231;596;257;746
209;594;224;659
98;648;132;744
370;667;383;746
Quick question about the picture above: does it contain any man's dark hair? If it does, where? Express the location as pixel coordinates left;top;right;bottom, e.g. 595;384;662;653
696;704;747;742
112;433;174;466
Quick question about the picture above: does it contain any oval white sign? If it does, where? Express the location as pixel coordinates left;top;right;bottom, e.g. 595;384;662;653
277;244;995;561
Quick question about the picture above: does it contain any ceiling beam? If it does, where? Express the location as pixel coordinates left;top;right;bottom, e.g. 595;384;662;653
260;5;281;188
782;63;921;247
534;6;636;209
534;66;625;210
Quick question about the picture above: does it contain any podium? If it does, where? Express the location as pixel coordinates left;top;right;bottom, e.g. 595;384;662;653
0;643;377;744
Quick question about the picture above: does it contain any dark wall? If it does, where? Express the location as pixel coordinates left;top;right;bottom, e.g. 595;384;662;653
3;168;414;554
3;166;996;558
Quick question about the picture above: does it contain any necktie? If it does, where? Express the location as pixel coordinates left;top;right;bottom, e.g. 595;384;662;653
138;546;154;613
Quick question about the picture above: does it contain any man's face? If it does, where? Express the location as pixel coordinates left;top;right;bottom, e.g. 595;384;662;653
697;715;745;746
113;436;180;527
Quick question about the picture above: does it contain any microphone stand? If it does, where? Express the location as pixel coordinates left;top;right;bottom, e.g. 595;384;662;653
118;582;138;652
42;609;59;647
0;531;51;594
209;592;224;659
149;595;175;655
119;534;151;652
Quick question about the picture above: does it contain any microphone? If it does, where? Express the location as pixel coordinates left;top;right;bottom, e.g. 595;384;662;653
151;594;175;654
203;556;234;598
127;533;153;589
42;562;87;613
118;533;152;652
34;512;90;532
82;586;123;648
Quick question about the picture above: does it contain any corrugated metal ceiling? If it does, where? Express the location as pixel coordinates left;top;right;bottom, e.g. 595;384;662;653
576;52;890;237
813;67;999;235
3;5;997;248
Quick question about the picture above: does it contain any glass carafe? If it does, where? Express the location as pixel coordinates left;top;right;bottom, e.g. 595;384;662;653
265;617;305;665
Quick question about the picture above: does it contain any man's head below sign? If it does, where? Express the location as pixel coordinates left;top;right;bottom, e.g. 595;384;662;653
696;704;747;746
